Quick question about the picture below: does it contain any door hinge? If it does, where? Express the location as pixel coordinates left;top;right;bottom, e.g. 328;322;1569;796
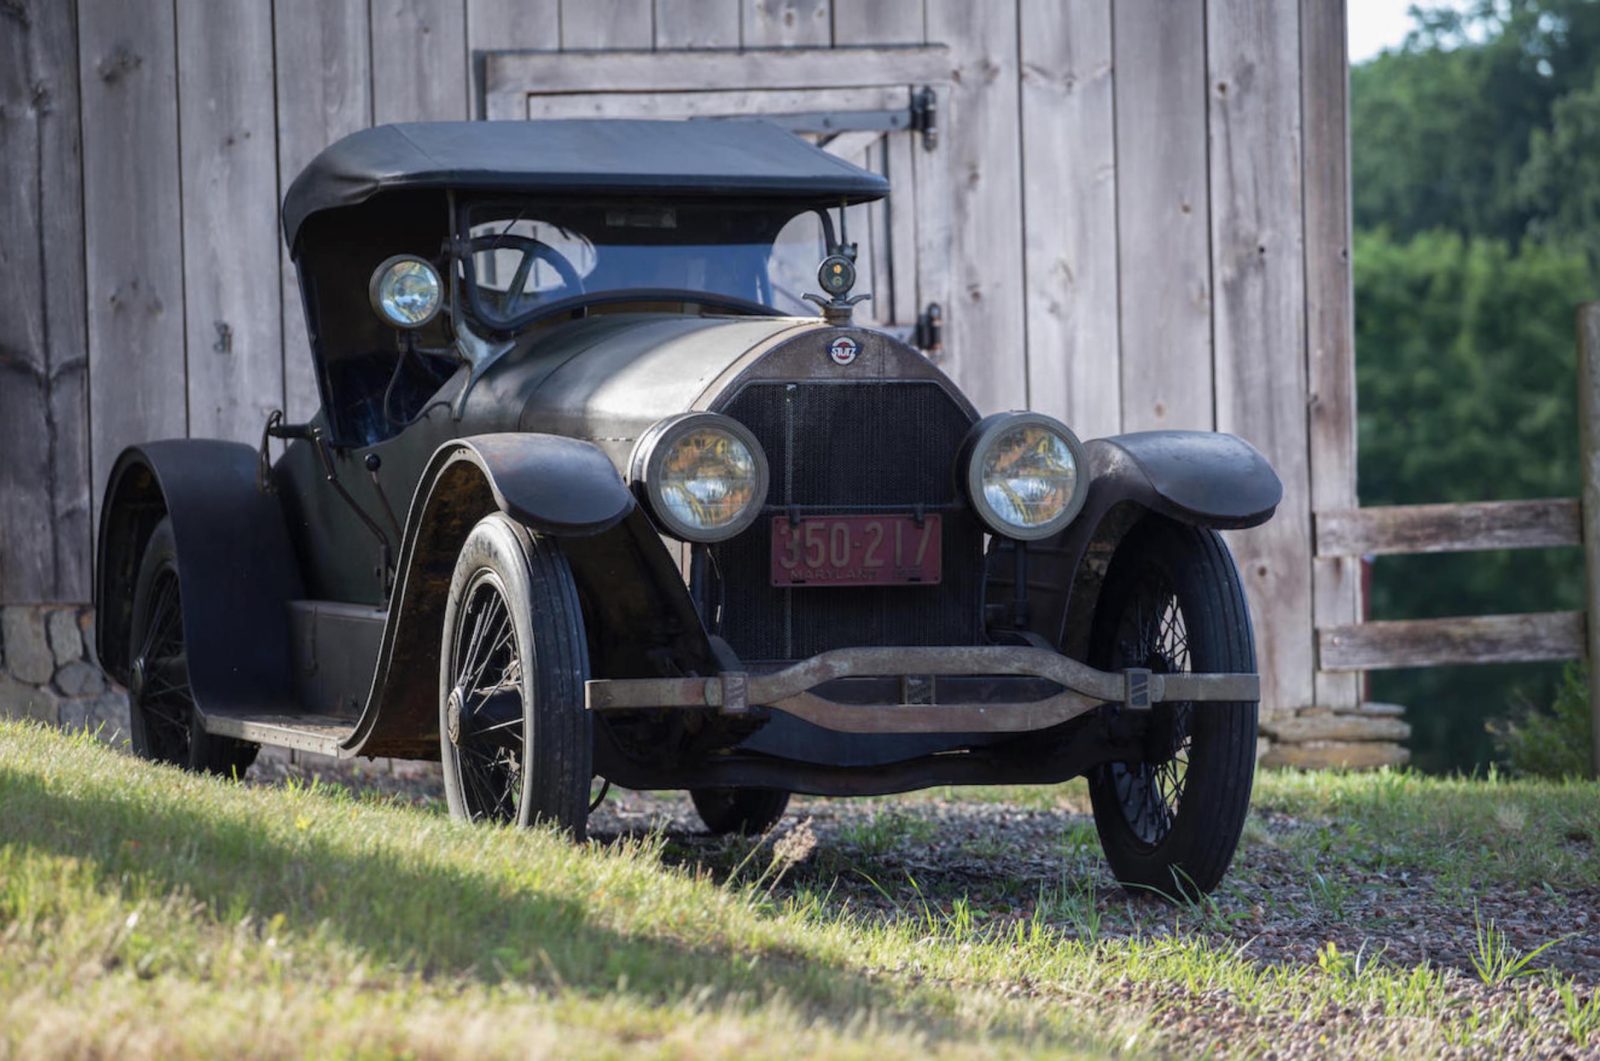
914;301;943;358
910;86;938;151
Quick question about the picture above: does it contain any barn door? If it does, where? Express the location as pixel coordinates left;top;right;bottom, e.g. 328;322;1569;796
480;49;953;357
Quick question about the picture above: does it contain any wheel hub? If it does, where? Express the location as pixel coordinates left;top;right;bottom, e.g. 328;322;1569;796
128;656;147;700
446;686;465;746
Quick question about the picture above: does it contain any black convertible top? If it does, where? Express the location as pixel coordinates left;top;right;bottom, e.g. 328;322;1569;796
281;119;889;246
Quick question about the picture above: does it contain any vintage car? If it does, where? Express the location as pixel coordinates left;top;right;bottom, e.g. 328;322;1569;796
95;119;1280;893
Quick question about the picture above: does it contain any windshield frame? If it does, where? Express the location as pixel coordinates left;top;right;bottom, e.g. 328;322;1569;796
450;194;825;336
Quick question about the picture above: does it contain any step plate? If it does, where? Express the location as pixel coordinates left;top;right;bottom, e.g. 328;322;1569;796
203;713;356;757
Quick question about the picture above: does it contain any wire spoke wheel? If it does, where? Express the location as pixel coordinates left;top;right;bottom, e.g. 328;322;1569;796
438;513;593;837
125;517;258;776
132;567;194;764
1086;518;1258;897
446;575;527;823
1106;573;1193;848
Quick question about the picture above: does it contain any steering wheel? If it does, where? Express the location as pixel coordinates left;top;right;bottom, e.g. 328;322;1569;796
468;233;585;318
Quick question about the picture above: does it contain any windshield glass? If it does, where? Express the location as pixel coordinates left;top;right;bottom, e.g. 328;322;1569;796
460;199;837;330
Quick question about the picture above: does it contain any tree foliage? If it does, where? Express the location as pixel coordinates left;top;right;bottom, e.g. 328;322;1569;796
1350;1;1600;771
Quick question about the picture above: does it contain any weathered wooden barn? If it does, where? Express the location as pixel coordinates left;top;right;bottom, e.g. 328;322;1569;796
0;0;1394;765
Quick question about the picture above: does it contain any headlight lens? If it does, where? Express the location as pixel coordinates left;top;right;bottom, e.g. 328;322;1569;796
964;413;1088;539
632;414;768;542
369;255;442;328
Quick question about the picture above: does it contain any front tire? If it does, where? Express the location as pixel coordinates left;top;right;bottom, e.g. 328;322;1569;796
439;513;593;837
126;517;258;777
1086;517;1257;897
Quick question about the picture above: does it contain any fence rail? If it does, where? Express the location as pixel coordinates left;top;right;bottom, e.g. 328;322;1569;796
1314;302;1600;776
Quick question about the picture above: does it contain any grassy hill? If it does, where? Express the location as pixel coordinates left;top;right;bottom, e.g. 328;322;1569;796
1;721;1597;1057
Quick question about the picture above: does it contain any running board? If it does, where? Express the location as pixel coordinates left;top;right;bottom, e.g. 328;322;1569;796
202;713;357;757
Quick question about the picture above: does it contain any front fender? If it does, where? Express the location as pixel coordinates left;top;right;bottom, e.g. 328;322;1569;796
1086;431;1281;529
95;441;304;714
988;430;1280;657
444;433;636;535
341;434;713;758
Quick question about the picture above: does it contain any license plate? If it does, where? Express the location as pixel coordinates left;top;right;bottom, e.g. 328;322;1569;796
770;515;941;587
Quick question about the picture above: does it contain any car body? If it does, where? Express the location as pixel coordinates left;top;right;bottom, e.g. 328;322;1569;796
96;119;1281;892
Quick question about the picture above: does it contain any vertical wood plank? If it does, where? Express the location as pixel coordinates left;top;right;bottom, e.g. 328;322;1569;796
1209;0;1314;720
371;0;468;123
1019;0;1119;440
78;0;187;526
176;0;282;446
1577;303;1600;777
742;0;830;47
831;0;921;44
1114;0;1211;432
880;126;918;330
0;0;90;601
1302;0;1361;709
924;0;1026;413
467;0;559;118
274;0;372;423
832;0;921;332
655;0;740;48
560;0;653;48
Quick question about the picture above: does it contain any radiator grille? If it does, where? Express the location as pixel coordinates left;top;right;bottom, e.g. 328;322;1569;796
709;380;983;661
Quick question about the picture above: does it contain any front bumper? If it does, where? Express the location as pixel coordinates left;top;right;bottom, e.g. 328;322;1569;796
584;645;1259;735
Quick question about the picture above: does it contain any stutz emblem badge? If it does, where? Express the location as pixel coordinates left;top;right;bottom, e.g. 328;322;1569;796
828;336;859;366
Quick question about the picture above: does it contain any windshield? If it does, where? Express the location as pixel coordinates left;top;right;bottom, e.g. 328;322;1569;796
458;198;837;332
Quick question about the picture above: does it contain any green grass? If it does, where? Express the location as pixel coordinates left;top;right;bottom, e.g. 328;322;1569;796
2;721;1598;1057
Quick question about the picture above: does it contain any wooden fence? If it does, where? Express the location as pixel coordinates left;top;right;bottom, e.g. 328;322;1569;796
1313;302;1600;777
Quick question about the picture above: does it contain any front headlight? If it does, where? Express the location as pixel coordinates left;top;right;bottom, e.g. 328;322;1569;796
962;412;1089;540
631;413;768;542
369;255;443;328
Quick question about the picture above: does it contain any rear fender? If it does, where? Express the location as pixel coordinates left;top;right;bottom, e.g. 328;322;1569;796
988;431;1281;658
95;441;304;713
342;434;714;758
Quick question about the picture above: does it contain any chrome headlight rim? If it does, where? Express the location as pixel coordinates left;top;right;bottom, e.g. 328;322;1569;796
368;254;443;329
962;411;1090;541
630;412;769;543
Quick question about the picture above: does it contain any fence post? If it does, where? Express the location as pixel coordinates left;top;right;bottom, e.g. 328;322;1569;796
1577;303;1600;778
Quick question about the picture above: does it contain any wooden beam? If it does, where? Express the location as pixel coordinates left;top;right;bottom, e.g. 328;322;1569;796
485;44;952;99
1315;499;1581;558
925;0;1027;412
176;0;282;446
1302;0;1361;711
274;0;372;422
79;0;188;531
559;0;653;49
1019;0;1120;442
0;0;90;602
1576;302;1600;776
830;0;923;45
1318;612;1585;672
1209;0;1314;720
1114;0;1211;433
370;0;468;123
742;0;832;47
656;0;741;48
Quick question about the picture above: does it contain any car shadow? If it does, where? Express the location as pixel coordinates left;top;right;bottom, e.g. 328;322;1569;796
0;766;1013;1042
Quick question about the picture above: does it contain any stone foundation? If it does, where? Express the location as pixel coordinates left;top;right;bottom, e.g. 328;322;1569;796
1258;702;1411;769
3;602;1407;773
0;603;130;743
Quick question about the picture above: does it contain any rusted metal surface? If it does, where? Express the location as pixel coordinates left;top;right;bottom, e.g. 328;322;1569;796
585;644;1259;735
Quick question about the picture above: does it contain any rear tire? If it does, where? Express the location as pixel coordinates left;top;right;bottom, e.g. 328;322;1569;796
1086;517;1257;898
690;787;790;836
127;517;258;777
439;513;593;837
